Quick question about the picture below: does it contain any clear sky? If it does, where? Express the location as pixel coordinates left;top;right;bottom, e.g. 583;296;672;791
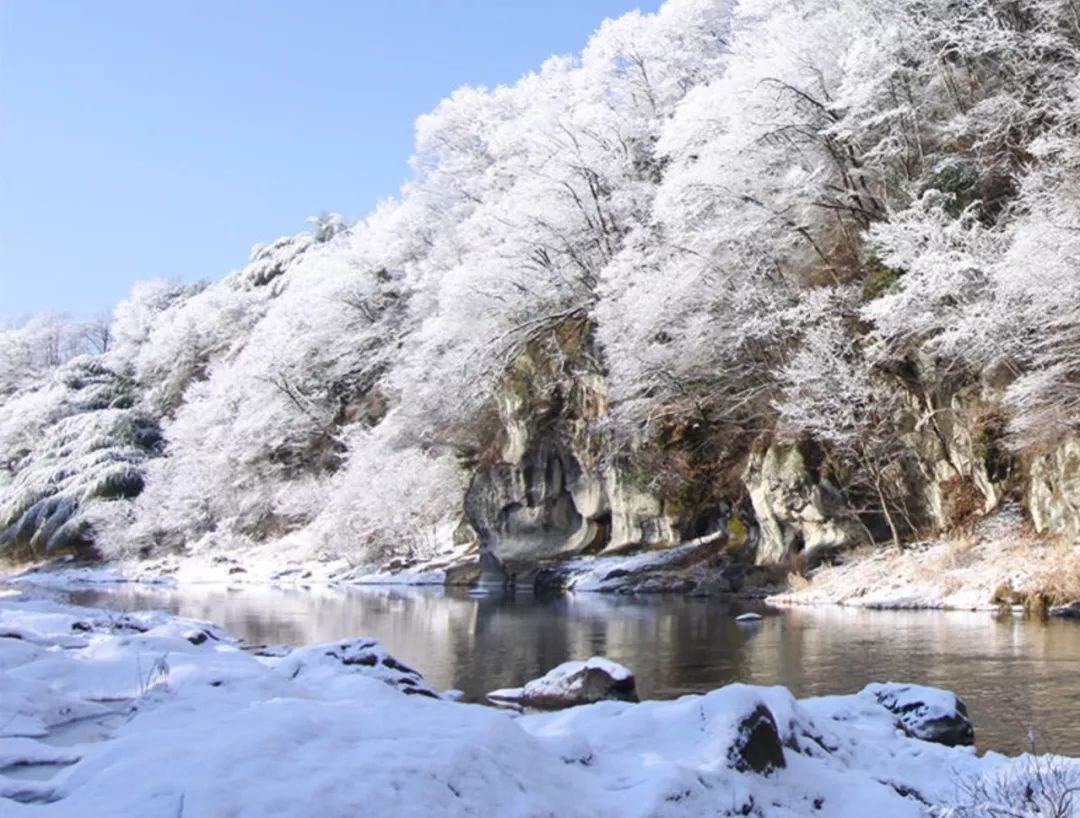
0;0;660;318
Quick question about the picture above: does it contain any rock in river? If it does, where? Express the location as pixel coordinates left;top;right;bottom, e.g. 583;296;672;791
1050;600;1080;619
488;657;638;709
735;612;763;622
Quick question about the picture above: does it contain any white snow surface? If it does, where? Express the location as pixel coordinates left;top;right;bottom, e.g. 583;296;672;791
4;536;471;591
0;589;1075;817
554;542;708;592
5;564;149;589
736;612;764;622
862;682;959;722
526;656;633;687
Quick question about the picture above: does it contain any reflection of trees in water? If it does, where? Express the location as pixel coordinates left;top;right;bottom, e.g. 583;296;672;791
63;585;1080;755
66;585;478;689
68;586;768;701
462;592;764;700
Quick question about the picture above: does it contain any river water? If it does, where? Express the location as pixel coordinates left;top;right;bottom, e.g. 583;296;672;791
64;583;1080;756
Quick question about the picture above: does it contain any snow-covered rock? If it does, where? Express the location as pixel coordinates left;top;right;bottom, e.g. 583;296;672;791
535;539;772;596
272;638;439;699
728;703;786;773
488;657;638;709
68;609;233;646
0;358;164;561
1050;599;1080;619
735;612;763;622
0;587;1074;817
861;682;975;746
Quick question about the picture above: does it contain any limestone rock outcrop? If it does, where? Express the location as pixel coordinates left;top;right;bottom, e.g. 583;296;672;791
893;367;1012;534
743;442;866;566
1029;434;1080;539
465;318;677;583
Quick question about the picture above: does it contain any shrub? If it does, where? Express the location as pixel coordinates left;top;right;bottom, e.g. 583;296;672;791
941;476;986;530
862;251;904;301
945;742;1080;817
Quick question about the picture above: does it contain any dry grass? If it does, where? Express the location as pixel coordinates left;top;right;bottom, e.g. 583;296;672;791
786;571;810;591
946;535;976;569
990;581;1022;606
938;574;963;595
771;509;1080;611
1023;538;1080;608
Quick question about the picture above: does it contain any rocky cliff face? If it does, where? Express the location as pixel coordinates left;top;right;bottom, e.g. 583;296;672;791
1029;435;1080;540
891;363;1013;535
459;328;1048;583
743;442;867;566
11;309;1069;587
464;319;676;584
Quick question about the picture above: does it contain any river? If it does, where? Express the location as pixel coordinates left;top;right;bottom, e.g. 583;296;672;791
64;583;1080;756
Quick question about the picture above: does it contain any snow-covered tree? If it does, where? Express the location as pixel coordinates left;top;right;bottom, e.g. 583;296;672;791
9;0;1080;565
775;292;916;546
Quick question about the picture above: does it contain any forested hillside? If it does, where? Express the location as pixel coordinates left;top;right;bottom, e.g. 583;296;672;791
6;0;1080;583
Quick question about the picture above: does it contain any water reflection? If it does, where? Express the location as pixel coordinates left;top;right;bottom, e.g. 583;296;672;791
64;584;1080;755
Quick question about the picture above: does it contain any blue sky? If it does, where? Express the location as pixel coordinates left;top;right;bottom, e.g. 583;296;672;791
0;0;660;317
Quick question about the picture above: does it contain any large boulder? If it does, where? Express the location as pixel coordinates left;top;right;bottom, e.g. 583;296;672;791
743;441;866;565
488;657;638;709
861;682;974;747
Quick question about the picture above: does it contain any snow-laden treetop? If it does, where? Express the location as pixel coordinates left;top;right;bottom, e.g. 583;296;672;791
3;0;1079;567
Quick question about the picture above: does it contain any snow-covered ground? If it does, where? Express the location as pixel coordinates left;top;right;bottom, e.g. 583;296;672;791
770;509;1080;611
552;541;717;592
4;533;472;590
1;586;1077;817
4;533;747;598
5;505;1076;616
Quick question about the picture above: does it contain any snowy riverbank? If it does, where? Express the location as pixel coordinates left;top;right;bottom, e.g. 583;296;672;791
768;510;1080;612
7;505;1078;617
2;531;775;598
1;586;1077;817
